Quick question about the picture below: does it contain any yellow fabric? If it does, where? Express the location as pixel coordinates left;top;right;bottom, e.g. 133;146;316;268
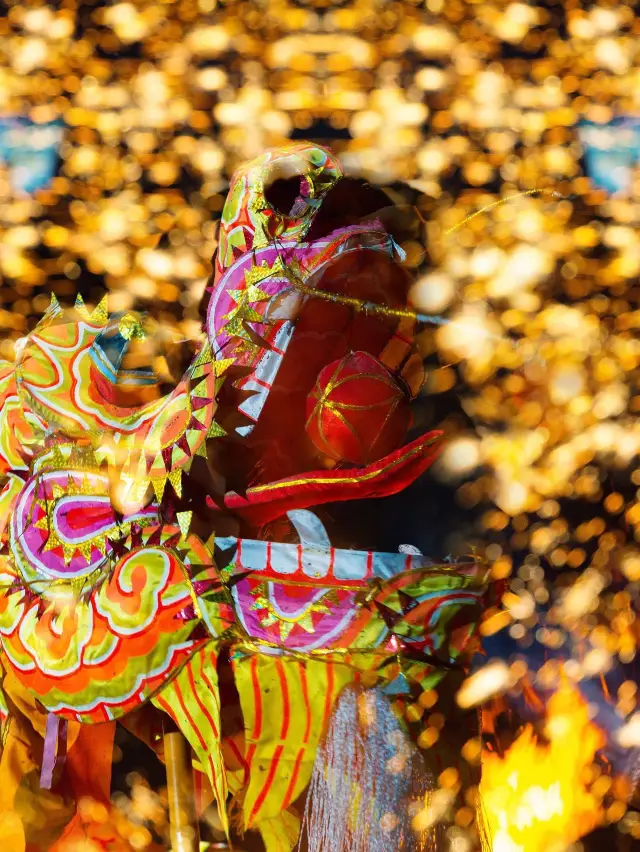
151;643;229;836
233;655;354;830
0;811;24;851
257;808;302;852
0;664;83;851
0;659;121;852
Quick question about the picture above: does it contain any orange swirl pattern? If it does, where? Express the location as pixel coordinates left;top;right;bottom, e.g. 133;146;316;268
0;525;213;723
0;299;229;724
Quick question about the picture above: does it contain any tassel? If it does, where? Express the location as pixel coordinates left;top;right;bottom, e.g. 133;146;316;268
301;685;436;852
40;713;68;790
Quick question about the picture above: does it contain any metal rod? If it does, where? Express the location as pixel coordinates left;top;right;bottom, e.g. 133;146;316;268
164;730;199;852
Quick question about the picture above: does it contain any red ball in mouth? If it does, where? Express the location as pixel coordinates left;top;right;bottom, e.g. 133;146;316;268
305;351;412;466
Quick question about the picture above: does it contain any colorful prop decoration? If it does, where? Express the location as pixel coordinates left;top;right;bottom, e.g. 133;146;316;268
0;143;494;851
305;351;412;465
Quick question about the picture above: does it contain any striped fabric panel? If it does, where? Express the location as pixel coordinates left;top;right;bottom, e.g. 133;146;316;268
255;808;301;852
233;654;354;830
152;643;228;835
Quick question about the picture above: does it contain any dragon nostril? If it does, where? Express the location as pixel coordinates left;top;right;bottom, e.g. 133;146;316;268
304;177;393;241
263;175;304;216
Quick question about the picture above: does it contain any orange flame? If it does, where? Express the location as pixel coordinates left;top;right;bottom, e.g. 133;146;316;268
479;685;606;852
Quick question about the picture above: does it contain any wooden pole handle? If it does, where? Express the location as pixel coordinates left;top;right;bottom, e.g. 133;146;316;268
164;730;199;852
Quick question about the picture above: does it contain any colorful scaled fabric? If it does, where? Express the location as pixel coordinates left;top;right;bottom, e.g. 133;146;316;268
0;142;494;852
0;297;226;729
1;521;216;723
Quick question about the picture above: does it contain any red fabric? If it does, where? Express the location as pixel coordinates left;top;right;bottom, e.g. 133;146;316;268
305;351;411;465
224;430;444;526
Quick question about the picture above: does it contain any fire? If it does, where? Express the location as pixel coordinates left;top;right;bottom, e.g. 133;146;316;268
479;685;606;852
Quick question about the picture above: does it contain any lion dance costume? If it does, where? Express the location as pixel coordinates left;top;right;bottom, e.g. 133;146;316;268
0;144;492;851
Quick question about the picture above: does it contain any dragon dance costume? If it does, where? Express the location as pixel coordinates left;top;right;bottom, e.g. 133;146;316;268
0;143;493;851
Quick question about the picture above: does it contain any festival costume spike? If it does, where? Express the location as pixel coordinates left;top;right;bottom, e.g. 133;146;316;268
0;143;495;851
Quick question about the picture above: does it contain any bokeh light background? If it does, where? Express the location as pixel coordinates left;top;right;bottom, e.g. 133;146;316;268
2;0;640;847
